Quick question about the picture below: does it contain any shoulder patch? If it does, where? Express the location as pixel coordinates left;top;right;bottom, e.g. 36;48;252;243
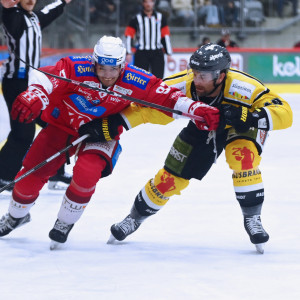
228;79;255;102
69;56;92;62
122;70;150;90
74;64;95;77
128;64;151;76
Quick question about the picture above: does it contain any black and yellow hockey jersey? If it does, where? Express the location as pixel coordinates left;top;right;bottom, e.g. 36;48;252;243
121;68;293;131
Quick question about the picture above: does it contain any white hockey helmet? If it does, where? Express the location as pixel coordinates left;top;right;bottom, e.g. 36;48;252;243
92;36;126;68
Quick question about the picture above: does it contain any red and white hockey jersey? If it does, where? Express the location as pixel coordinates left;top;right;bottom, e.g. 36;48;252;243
28;56;186;136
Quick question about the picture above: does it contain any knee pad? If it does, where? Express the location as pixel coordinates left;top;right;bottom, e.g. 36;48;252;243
135;169;190;216
226;139;263;187
226;139;261;172
153;168;189;198
225;139;264;207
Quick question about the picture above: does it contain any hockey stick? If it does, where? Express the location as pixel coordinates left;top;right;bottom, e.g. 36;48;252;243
17;56;205;122
0;134;89;194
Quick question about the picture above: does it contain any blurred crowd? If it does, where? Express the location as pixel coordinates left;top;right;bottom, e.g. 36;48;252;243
86;0;299;27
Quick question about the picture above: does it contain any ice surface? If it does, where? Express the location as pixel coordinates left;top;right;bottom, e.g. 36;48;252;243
0;94;299;299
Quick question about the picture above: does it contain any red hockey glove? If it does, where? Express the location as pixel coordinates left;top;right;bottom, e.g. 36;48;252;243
188;102;220;131
11;86;49;123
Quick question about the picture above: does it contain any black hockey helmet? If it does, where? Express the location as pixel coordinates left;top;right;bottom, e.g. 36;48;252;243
189;43;231;76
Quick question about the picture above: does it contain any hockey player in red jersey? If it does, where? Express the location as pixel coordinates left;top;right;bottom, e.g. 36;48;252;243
0;36;219;248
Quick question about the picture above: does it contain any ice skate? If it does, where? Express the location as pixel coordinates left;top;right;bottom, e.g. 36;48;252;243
0;213;31;237
108;215;141;243
244;215;269;254
49;219;74;250
48;172;72;190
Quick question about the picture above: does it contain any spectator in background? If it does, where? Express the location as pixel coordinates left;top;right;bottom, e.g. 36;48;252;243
216;28;238;48
156;0;172;18
125;0;173;78
276;0;299;17
294;40;300;47
171;0;195;27
0;0;73;191
120;0;142;26
212;0;226;26
197;0;220;27
224;0;238;26
90;0;116;24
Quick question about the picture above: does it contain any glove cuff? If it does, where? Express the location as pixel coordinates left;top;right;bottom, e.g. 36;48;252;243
114;113;129;131
252;108;270;130
28;85;49;110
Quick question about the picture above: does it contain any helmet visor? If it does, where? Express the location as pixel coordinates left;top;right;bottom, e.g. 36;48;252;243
187;67;220;83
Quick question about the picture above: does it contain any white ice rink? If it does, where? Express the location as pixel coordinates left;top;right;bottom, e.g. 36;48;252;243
0;93;299;299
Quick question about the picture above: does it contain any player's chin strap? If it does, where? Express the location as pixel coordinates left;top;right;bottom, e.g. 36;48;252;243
16;56;205;124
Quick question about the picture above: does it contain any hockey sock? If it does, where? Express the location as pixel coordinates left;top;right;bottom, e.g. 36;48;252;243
57;194;89;225
8;197;35;219
240;203;263;216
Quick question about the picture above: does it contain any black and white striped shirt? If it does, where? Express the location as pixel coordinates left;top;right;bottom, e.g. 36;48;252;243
125;10;172;55
1;0;66;79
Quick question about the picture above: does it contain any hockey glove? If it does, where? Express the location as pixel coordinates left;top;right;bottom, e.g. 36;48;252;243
220;104;270;133
188;102;220;131
11;86;49;123
78;114;128;143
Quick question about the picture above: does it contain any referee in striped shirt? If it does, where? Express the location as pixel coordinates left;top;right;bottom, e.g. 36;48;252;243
0;0;72;190
125;0;173;78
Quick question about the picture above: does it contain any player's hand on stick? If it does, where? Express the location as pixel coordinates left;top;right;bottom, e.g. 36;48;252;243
220;104;254;133
188;102;220;131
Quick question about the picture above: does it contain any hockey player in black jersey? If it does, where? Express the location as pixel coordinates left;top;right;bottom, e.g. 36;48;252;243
103;44;293;253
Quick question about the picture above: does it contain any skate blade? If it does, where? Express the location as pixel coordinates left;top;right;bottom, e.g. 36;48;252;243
107;234;119;244
255;243;265;254
48;181;68;191
50;240;64;250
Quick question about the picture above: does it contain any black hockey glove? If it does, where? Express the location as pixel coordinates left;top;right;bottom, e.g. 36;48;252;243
220;104;269;133
78;114;128;143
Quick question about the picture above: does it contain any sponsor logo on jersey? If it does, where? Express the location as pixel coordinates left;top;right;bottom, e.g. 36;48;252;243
74;64;95;77
113;84;133;95
69;94;106;117
108;96;122;103
122;71;150;90
69;56;92;62
83;81;100;88
228;79;255;102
